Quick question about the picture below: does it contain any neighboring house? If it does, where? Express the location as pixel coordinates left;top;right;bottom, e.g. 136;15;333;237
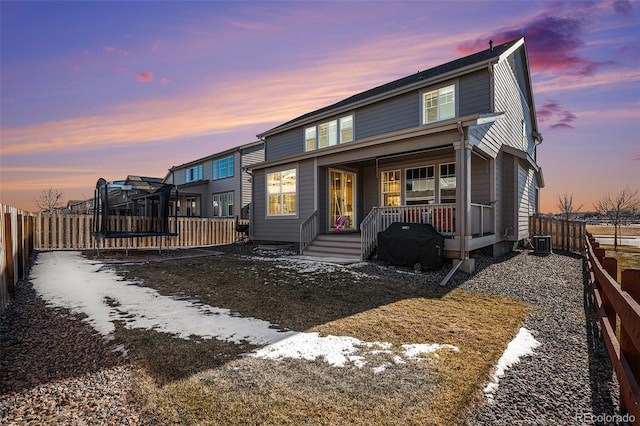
66;199;94;214
104;175;166;216
164;141;264;219
250;38;544;269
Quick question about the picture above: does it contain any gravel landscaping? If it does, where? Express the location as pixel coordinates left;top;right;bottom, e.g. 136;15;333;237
0;244;623;425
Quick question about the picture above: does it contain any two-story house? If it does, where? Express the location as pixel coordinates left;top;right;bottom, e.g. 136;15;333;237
164;141;264;219
250;38;543;271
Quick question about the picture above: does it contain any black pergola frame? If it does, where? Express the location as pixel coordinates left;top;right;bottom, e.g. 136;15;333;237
92;177;179;241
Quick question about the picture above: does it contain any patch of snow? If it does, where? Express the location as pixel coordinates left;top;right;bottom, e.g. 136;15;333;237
483;327;541;402
252;256;375;280
247;332;457;369
30;251;296;345
402;343;460;359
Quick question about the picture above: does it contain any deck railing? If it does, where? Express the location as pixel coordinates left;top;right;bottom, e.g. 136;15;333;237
299;210;319;254
586;233;640;419
360;204;463;260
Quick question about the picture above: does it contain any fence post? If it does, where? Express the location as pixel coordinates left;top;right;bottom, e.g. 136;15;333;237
601;257;618;333
620;268;640;415
3;213;15;294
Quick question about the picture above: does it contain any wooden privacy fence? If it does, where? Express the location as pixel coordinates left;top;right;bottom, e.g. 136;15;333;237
1;204;36;313
34;214;249;250
529;215;586;253
586;233;640;419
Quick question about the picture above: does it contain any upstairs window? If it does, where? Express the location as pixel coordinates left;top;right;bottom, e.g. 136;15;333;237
339;116;353;143
185;165;203;183
423;85;455;124
305;127;316;151
213;155;234;180
305;115;353;152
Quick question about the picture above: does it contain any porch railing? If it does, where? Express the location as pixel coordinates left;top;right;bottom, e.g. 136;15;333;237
360;204;458;260
299;210;319;254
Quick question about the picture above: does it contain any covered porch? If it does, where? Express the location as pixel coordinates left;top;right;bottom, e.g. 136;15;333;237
300;140;498;262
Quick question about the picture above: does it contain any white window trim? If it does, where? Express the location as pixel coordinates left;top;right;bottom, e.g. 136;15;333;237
212;191;234;218
380;169;401;207
213;155;234;180
304;114;354;152
421;82;458;125
405;164;436;205
438;162;456;204
265;165;299;218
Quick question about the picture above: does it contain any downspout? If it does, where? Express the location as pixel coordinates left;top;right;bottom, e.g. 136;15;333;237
441;122;467;287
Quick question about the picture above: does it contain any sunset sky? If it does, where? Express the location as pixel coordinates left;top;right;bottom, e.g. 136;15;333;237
1;0;639;213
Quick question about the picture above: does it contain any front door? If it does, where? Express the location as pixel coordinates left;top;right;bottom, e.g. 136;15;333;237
329;169;356;231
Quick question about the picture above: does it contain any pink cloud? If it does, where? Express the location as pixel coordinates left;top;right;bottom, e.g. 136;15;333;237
537;100;576;130
151;42;160;52
160;77;170;84
456;7;612;77
137;72;153;82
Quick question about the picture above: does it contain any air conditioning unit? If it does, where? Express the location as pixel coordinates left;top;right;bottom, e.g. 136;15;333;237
533;235;552;254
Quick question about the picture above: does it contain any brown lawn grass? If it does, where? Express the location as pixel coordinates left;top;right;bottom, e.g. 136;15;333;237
587;225;640;237
596;244;640;281
116;253;528;426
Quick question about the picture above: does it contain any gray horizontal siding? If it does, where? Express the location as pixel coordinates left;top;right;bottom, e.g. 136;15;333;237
501;153;515;239
266;128;302;161
471;153;490;204
459;70;491;116
355;93;418;140
241;144;265;219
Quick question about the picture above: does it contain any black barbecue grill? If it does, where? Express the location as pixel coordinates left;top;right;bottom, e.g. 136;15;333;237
235;216;249;243
377;222;444;270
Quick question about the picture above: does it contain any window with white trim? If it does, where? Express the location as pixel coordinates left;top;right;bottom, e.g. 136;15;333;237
339;115;353;143
381;170;401;206
305;127;316;151
185;165;203;183
185;197;199;216
304;114;353;151
212;192;234;217
267;168;297;216
213;155;234;180
423;85;455;124
405;166;435;205
439;163;456;203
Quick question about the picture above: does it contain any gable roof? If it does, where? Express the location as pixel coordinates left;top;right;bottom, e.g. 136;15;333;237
259;38;522;138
